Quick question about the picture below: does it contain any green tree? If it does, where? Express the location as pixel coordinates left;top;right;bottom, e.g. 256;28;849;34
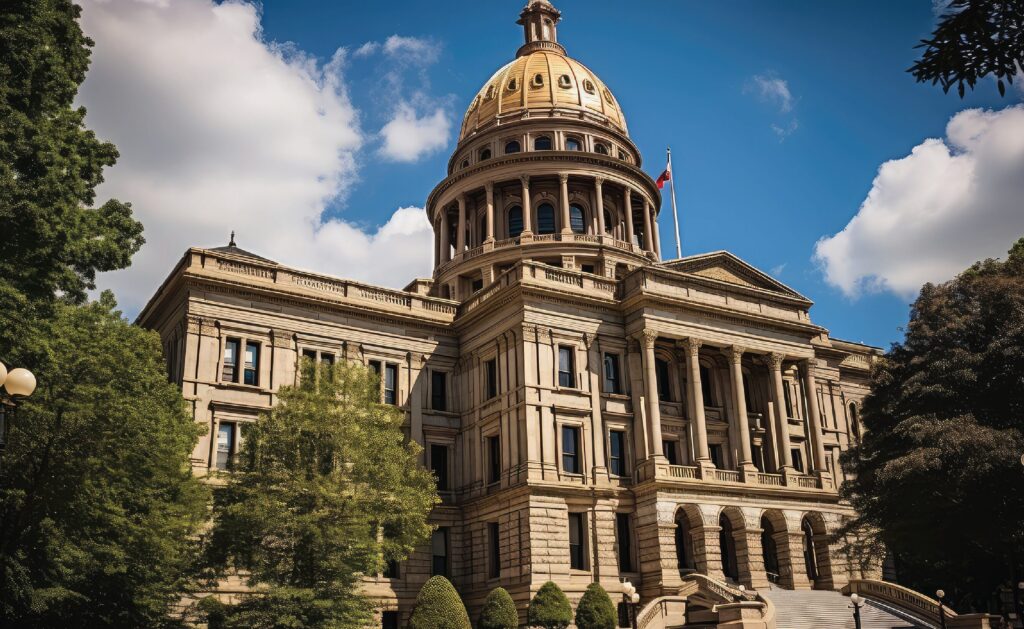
408;576;471;629
479;586;519;629
841;239;1024;612
207;361;438;629
528;581;573;629
0;294;209;628
575;583;616;629
910;0;1024;97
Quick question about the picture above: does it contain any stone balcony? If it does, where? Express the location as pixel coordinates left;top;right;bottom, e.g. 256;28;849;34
640;459;833;493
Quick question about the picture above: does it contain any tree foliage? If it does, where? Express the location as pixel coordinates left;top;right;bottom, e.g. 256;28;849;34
910;0;1024;97
528;581;573;629
408;575;471;629
0;0;144;305
479;586;519;629
575;583;616;629
206;361;438;629
841;238;1024;612
0;294;209;628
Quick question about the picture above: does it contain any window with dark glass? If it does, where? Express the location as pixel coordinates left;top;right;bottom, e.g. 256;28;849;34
480;148;492;160
488;435;501;484
382;611;399;629
302;348;317;362
369;360;381;376
655;358;670;401
432;528;449;576
603;209;613;234
485;358;498;400
383;557;399;579
534;135;552;151
222;338;240;382
565;137;582;151
431;444;449;491
699;365;713;405
508;206;524;238
505;140;521;154
562;425;581;474
568;513;586;570
743;374;754;410
594;143;609;155
662;440;679;465
537;203;556;234
472;278;484;293
570;204;586;234
558;346;576;388
709;443;724;468
609;430;626;476
488;522;501;578
431;370;447;411
792;448;804;473
215;422;235;470
603;353;621;393
384;363;397;405
244;341;260;386
581;264;595;274
618;603;630;628
616;513;633;572
783;383;794;418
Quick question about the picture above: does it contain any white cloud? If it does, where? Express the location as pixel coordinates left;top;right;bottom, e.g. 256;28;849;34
379;103;451;162
750;74;794;113
353;41;380;57
78;0;435;314
382;35;440;64
814;105;1024;298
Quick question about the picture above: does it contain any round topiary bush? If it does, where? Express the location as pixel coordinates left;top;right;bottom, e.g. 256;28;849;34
408;575;472;629
527;581;573;629
479;587;519;629
575;583;616;629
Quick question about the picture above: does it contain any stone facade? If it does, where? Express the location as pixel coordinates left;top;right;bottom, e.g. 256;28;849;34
138;1;882;626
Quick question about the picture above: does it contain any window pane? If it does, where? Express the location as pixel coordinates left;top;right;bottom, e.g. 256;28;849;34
617;513;633;572
431;371;447;411
216;423;234;469
655;359;670;401
432;529;448;576
222;339;240;382
609;430;625;476
244;342;259;386
488;436;501;484
384;364;397;405
562;426;579;474
604;354;620;393
534;136;552;150
569;513;584;570
699;365;713;404
431;444;449;491
558;347;575;388
489;522;501;578
485;359;498;399
505;141;520;154
570;204;585;234
508;206;523;238
662;440;678;465
537;203;556;234
566;138;581;151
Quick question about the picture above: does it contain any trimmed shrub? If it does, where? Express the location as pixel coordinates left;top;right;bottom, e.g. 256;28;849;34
479;587;519;629
575;583;616;629
527;581;573;629
408;576;471;629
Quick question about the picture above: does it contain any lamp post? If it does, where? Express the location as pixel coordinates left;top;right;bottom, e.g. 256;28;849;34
0;361;37;472
621;579;640;629
936;589;948;629
849;593;863;629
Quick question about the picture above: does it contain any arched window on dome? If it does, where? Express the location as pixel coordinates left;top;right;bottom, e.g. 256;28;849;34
507;206;524;239
537;203;556;235
570;204;586;234
583;79;596;94
507;77;519;92
618;150;629;161
460;159;470;170
479;148;492;161
558;74;572;89
603;209;614;235
505;140;521;154
565;137;582;151
534;136;553;151
532;73;545;88
594;143;609;155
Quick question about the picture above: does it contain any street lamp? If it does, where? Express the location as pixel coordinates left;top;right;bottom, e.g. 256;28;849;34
621;580;640;629
0;362;37;470
936;589;948;629
849;593;863;629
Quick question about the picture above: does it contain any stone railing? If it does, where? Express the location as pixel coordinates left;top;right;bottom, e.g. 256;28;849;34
758;473;784;486
680;573;757;603
635;596;687;629
796;475;821;489
679;574;775;629
667;465;698;479
714;469;742;483
843;579;949;625
434;233;644;275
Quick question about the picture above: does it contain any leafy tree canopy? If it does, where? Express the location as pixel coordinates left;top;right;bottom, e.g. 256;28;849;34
910;0;1024;97
479;587;519;629
528;581;573;629
575;583;616;629
408;576;471;629
206;361;438;629
842;239;1024;612
0;293;209;628
0;0;144;305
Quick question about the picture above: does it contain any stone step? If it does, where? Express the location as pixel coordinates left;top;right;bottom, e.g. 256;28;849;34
759;587;934;629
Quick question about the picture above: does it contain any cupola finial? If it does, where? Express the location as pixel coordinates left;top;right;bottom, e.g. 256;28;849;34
516;0;566;57
229;230;236;247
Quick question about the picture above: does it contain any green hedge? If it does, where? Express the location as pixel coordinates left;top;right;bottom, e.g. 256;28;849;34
575;583;616;629
479;587;518;629
408;576;471;629
527;581;573;629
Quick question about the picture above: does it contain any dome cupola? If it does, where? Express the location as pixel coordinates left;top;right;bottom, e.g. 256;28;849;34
516;0;565;57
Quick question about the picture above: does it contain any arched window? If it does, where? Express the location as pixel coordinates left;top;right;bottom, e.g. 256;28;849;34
565;137;582;151
618;150;629;161
603;209;613;234
479;148;492;161
558;74;572;88
594;143;609;155
655;358;671;401
534;135;553;151
849;402;861;440
719;514;738;581
761;516;780;580
505;140;521;154
532;73;545;87
460;159;470;170
507;77;519;92
569;203;586;234
802;518;819;581
537;203;556;234
675;510;696;574
583;79;596;94
507;206;524;239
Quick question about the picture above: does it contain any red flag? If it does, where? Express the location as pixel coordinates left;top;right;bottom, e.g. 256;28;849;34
656;164;672;189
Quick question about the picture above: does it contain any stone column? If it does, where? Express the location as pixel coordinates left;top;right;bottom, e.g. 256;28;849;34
559;173;571;235
595;177;606;235
520;175;533;235
735;513;770;589
433;221;440;267
485;181;495;243
801;360;828;473
727;346;756;474
624;188;635;246
651;206;661;259
639;330;664;462
693;523;725;580
456;194;466;254
768;353;793;471
642;198;654;252
440;209;450;262
680;339;711;467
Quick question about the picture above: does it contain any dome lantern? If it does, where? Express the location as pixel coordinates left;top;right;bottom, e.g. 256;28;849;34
516;0;566;56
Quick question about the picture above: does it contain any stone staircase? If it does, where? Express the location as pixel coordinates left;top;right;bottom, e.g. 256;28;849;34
759;587;936;629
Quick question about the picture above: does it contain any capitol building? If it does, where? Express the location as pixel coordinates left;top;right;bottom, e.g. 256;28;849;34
139;2;899;627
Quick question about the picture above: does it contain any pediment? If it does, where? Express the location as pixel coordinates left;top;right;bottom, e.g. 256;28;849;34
660;251;811;303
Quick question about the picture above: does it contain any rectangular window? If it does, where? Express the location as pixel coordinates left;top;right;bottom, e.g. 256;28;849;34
321;353;334;366
825;447;835;474
792;448;804;473
568;513;586;570
244;341;260;386
709;443;724;469
616;513;633;572
562;425;581;474
382;611;399;629
431;370;447;411
368;360;382;376
783;382;794;418
431;444;449;491
485;358;498;400
472;278;484;293
383;559;399;579
558;346;576;388
608;430;626;477
662;440;679;465
655;358;670;401
488;522;501;578
302;348;317;362
752;445;765;472
488;435;501;485
603;353;621;394
222;338;240;382
699;365;713;405
431;528;449;577
384;363;398;405
215;422;235;470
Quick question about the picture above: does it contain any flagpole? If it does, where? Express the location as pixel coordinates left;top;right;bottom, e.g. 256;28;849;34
667;147;682;258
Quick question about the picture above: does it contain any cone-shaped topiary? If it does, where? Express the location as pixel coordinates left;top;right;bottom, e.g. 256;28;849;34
575;583;617;629
479;587;519;629
408;576;472;629
528;581;573;629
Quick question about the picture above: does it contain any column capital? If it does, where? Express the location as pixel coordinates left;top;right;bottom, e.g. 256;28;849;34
678;337;702;358
594;176;605;188
519;174;530;187
637;329;658;349
457;193;467;206
768;352;786;371
485;180;494;193
559;173;570;184
726;345;746;365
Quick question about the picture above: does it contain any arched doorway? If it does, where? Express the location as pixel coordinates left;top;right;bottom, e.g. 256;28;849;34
719;513;739;582
801;517;819;583
675;508;697;576
761;516;780;583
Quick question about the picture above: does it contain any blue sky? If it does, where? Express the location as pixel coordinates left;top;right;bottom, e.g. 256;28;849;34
80;1;1024;349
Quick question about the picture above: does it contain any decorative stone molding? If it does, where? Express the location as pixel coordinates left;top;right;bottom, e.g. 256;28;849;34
271;330;294;349
727;345;746;365
678;337;702;358
768;352;785;371
638;329;658;349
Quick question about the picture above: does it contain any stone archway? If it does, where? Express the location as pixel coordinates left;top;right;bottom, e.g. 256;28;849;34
675;506;698;576
801;512;835;589
760;514;781;583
